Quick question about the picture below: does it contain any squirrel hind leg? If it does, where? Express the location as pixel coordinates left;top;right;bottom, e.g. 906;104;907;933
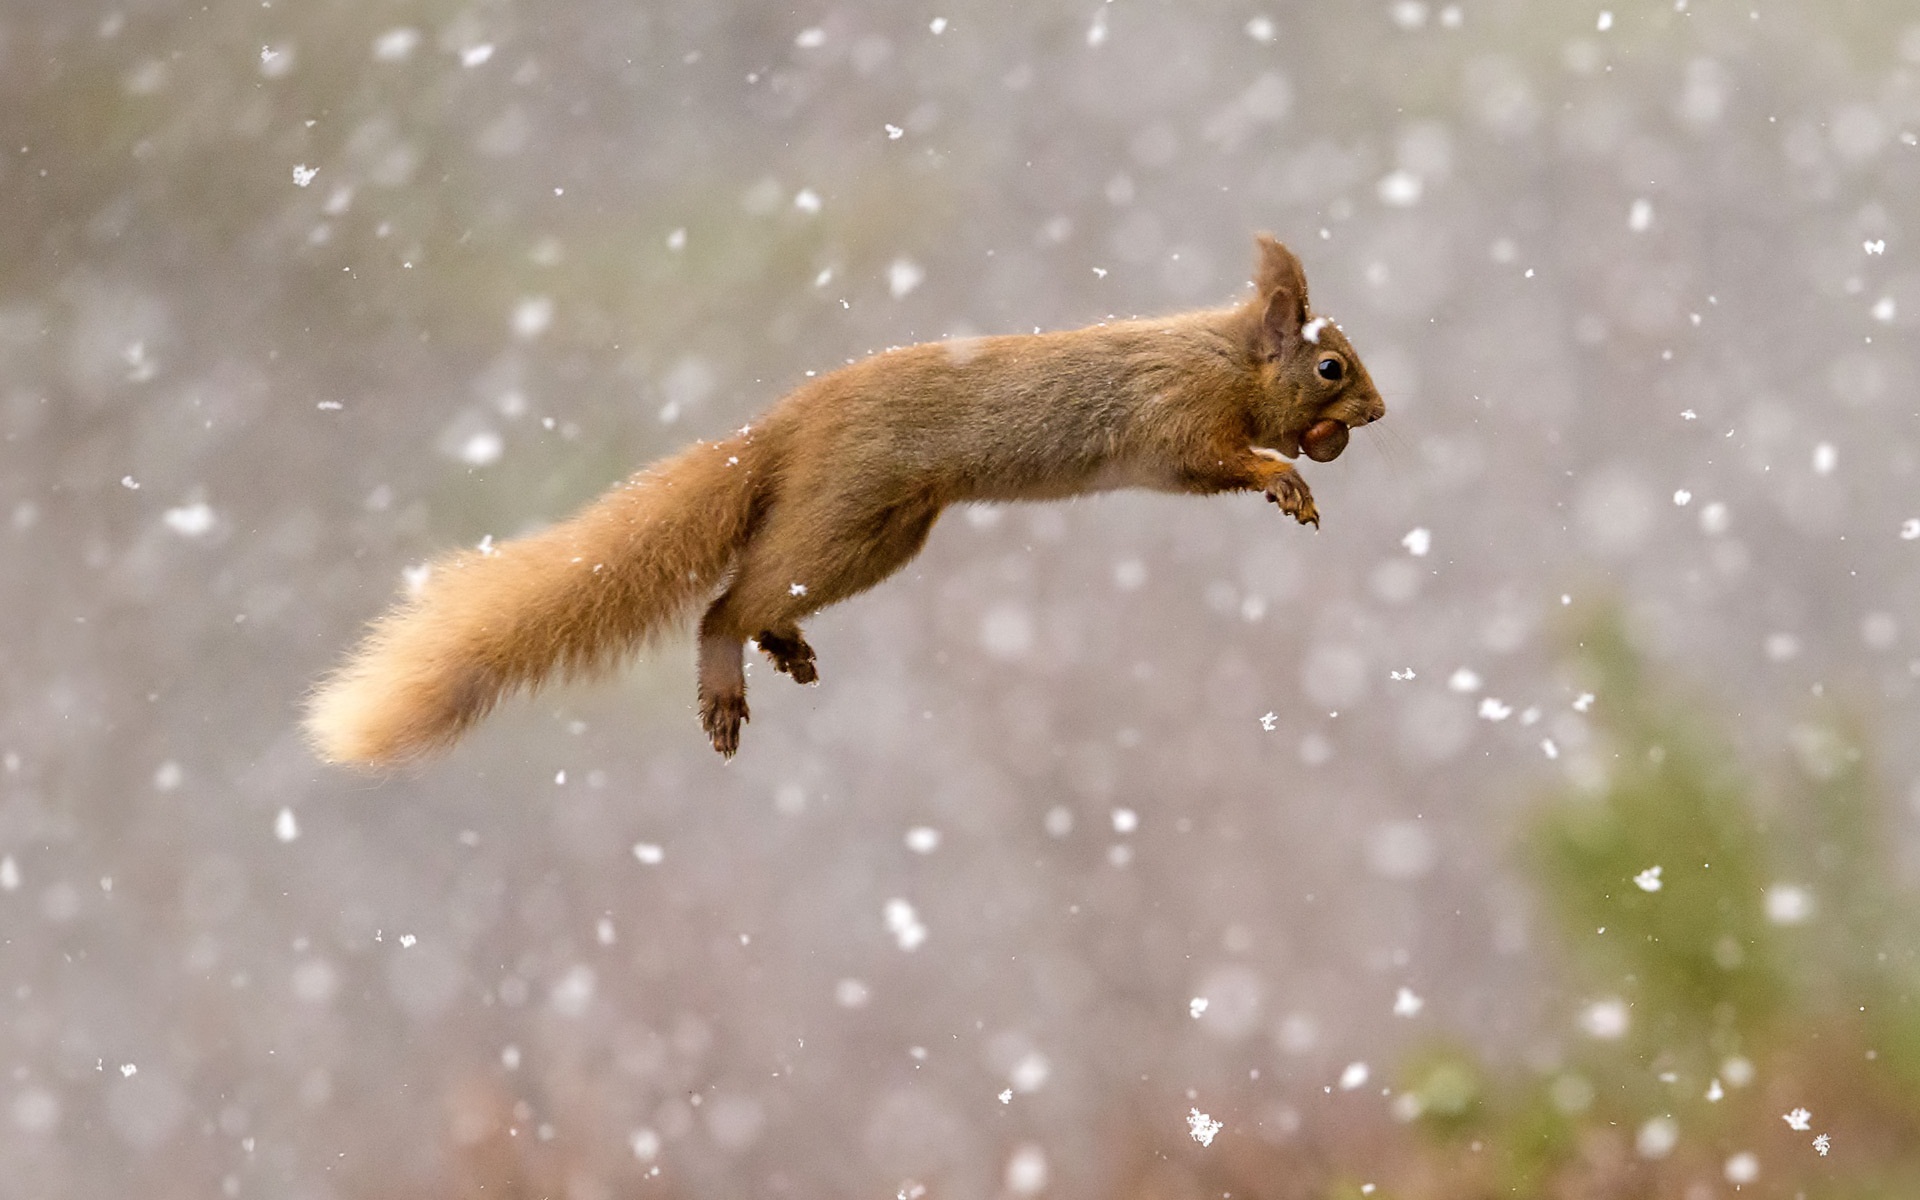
696;612;748;757
753;625;818;685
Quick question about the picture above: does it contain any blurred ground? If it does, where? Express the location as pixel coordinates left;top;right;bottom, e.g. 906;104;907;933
2;2;1918;1197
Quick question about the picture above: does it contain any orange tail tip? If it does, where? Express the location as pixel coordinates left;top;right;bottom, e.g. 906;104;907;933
305;434;763;767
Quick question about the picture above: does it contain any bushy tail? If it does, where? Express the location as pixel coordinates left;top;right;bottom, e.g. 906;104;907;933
305;434;765;766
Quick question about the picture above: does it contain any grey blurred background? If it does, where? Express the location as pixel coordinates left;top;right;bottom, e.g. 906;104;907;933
3;1;1918;1197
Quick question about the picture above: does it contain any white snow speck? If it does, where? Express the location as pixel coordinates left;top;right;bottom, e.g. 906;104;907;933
511;296;554;340
632;842;664;865
1724;1152;1759;1184
1628;198;1652;231
1673;489;1692;505
1765;883;1814;925
292;164;317;187
596;917;615;945
1086;9;1108;46
549;963;594;1016
1700;501;1730;534
1597;11;1614;31
1246;16;1277;42
1189;996;1209;1019
904;826;941;854
1390;1;1428;30
1477;697;1512;721
794;27;826;48
460;43;494;68
1377;169;1423;207
1783;1107;1811;1131
1390;668;1416;681
834;978;870;1008
629;1128;660;1161
998;1088;1013;1104
1581;998;1629;1039
1541;738;1559;759
1706;1077;1724;1102
1872;296;1897;322
1813;1132;1831;1156
1900;517;1919;540
372;28;420;63
1259;711;1278;731
1636;1116;1678;1159
1865;239;1886;255
1005;1144;1048;1195
1186;1107;1222;1146
885;123;904;139
398;933;417;949
789;582;808;596
1393;986;1424;1017
162;502;216;537
666;227;687;251
1111;807;1138;834
1338;1061;1370;1090
1402;527;1432;556
929;17;948;34
1301;316;1331;343
888;258;925;299
1812;442;1837;475
0;855;19;891
1633;865;1663;892
1573;692;1595;712
120;1063;137;1078
274;807;299;843
793;188;822;214
884;898;927;951
1448;667;1482;693
1009;1051;1050;1092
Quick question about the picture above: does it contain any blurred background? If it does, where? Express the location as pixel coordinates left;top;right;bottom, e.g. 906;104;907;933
4;1;1920;1197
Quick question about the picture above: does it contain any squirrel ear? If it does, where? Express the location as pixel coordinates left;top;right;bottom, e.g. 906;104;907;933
1253;235;1309;356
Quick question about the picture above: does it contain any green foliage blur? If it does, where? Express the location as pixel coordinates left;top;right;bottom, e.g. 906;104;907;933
1394;613;1920;1197
1148;613;1920;1199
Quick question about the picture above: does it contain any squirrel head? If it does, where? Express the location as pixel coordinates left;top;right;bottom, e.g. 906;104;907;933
1247;234;1386;462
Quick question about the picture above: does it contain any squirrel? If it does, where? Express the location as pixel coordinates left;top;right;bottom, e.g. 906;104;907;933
306;234;1386;763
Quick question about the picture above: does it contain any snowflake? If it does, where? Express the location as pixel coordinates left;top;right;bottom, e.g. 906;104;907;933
1186;1108;1222;1147
1259;711;1277;731
1633;865;1663;893
1813;1132;1831;1156
1782;1107;1811;1132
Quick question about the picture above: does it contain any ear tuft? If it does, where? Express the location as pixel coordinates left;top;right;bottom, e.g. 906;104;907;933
1252;234;1310;357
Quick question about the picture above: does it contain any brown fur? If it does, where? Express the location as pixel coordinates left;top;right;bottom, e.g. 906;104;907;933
306;235;1385;763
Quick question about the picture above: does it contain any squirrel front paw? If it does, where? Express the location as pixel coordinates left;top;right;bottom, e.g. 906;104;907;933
1265;472;1320;528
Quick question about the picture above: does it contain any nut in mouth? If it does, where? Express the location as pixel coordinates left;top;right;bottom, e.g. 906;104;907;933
1300;418;1350;463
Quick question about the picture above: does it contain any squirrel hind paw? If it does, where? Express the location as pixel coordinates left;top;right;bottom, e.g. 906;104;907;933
754;630;819;684
699;690;749;757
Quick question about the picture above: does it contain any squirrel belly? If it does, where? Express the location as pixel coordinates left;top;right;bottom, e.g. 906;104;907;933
306;234;1386;763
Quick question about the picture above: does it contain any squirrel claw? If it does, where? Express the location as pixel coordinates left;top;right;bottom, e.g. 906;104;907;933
699;691;749;757
1264;475;1319;528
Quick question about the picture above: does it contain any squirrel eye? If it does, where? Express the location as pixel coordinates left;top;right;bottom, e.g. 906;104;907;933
1316;356;1344;382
